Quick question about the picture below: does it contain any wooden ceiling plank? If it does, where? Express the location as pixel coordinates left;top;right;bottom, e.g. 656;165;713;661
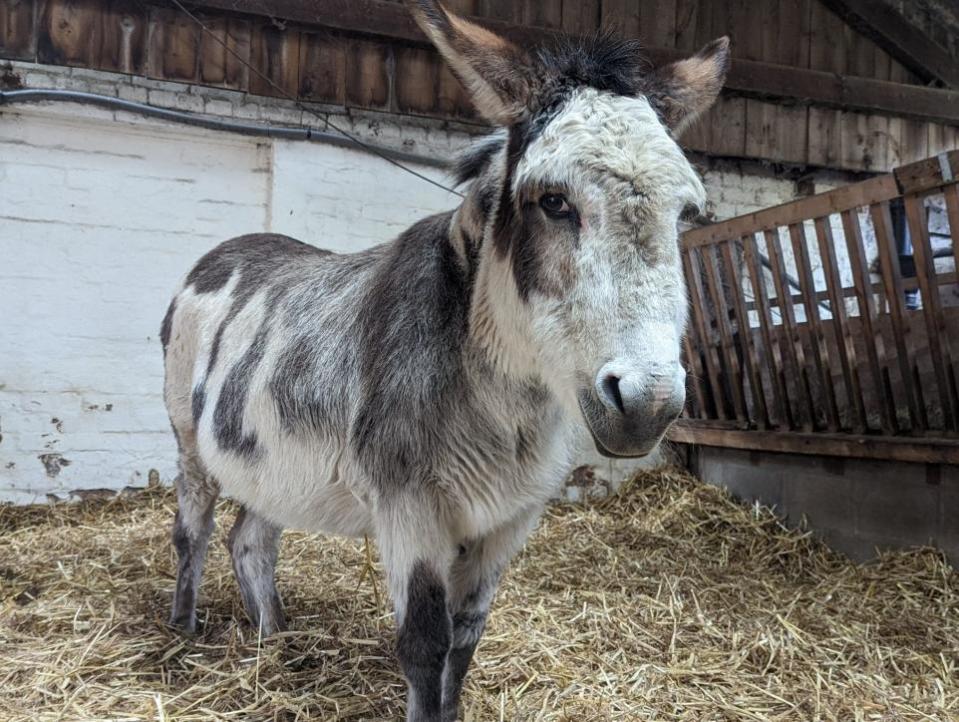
820;0;959;88
141;0;959;125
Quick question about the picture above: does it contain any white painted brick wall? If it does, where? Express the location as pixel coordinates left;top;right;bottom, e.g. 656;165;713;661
0;100;456;502
0;62;818;502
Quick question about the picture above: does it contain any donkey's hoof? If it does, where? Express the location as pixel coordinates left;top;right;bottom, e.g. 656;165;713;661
167;613;198;636
249;614;287;638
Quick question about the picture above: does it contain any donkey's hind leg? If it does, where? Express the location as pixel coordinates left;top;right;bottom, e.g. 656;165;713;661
227;506;287;635
170;448;219;634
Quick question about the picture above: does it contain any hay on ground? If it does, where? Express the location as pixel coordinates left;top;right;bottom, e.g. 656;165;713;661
0;468;956;721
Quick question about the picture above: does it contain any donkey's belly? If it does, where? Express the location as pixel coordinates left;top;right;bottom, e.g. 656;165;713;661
197;426;374;537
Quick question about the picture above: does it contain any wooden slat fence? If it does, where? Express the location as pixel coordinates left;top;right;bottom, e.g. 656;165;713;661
672;150;959;464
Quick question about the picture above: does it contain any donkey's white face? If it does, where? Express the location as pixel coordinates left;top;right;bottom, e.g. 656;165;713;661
409;0;729;457
515;90;705;457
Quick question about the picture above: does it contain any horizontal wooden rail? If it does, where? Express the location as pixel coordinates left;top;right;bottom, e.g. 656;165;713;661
738;271;959;315
685;150;959;247
668;420;959;465
189;0;959;125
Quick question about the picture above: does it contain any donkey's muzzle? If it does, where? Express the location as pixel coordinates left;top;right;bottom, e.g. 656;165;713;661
579;364;686;458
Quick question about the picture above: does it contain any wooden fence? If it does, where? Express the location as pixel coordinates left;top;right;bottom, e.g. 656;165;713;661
671;150;959;464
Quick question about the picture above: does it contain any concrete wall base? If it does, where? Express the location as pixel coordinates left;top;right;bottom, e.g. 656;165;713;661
683;445;958;565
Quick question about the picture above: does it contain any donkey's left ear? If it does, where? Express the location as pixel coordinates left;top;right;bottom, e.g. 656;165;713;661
643;37;731;135
406;0;533;125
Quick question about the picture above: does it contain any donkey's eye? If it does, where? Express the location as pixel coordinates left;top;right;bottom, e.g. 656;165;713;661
539;193;571;218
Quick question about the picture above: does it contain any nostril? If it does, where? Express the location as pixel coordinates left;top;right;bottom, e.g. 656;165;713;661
601;374;627;416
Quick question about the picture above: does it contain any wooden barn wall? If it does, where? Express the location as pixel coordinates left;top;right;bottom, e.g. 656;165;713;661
1;0;958;173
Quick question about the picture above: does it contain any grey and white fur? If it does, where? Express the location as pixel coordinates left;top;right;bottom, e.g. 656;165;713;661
160;3;730;720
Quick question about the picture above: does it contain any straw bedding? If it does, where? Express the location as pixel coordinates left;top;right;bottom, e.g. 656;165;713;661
0;467;955;721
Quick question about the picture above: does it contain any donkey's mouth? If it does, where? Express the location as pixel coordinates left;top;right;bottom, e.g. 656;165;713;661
585;424;658;459
577;390;663;459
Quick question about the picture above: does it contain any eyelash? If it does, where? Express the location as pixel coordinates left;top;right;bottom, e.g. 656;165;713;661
539;193;573;219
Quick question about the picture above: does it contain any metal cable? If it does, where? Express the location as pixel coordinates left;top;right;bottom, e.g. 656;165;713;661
167;0;465;198
0;88;451;170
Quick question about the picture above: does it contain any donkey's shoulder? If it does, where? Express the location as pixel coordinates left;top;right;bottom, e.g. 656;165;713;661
349;210;478;486
359;210;467;341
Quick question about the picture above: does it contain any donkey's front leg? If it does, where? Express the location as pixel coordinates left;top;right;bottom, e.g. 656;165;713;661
377;499;457;722
443;506;542;721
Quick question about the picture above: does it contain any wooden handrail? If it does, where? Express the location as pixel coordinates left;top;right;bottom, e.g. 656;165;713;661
680;151;959;454
669;420;959;465
683;151;959;248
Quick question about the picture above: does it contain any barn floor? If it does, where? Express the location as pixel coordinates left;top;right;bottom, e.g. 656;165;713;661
0;469;955;722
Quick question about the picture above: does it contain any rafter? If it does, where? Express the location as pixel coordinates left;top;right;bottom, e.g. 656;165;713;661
190;0;959;125
820;0;959;89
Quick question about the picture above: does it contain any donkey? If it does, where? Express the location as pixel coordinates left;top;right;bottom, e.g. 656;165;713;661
160;2;729;719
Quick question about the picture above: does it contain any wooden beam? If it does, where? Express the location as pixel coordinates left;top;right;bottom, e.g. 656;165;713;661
683;175;899;247
682;150;959;248
820;0;959;89
187;0;959;125
196;0;411;42
668;420;959;465
723;60;959;126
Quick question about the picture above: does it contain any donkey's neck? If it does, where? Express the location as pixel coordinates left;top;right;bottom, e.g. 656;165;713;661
449;184;540;381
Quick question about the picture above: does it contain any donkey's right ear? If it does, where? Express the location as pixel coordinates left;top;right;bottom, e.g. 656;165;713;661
406;0;533;125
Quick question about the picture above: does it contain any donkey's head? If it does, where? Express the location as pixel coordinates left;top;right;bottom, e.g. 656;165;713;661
409;1;729;458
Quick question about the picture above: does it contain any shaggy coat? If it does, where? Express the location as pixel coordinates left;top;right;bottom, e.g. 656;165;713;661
161;3;729;720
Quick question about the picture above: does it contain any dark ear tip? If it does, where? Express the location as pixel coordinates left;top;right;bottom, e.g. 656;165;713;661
700;36;731;77
702;36;731;57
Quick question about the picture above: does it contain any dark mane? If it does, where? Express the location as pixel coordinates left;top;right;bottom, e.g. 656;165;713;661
536;30;649;99
453;131;507;185
522;31;649;146
453;32;649;185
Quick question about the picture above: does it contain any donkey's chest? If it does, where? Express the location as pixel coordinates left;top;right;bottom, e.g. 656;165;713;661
433;410;576;538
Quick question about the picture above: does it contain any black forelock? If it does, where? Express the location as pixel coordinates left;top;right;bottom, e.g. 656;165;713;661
453;32;648;185
452;31;652;300
536;30;649;99
518;32;648;151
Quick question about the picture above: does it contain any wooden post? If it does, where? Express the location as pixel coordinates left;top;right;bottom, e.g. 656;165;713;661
683;249;729;420
719;240;770;429
813;216;867;432
762;228;816;431
700;244;749;423
903;194;959;430
742;233;791;429
840;209;897;433
682;335;709;419
870;201;924;430
788;222;841;431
